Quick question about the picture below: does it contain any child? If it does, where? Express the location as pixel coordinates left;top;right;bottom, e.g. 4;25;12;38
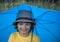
8;10;40;42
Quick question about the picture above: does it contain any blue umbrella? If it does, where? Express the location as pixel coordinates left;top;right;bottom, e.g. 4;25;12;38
0;4;60;42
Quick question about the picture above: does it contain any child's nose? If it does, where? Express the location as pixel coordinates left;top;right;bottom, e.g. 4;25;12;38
22;25;26;29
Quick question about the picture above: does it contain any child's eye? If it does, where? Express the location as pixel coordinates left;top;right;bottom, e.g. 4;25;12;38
26;23;31;26
19;23;23;25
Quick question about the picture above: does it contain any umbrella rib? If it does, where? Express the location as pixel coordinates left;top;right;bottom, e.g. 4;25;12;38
36;11;49;22
36;24;59;42
37;19;60;24
28;5;34;18
28;5;32;13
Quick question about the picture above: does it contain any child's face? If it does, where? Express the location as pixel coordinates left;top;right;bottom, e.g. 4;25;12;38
17;22;31;34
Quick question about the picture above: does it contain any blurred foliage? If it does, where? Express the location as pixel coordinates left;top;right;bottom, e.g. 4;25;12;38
0;0;60;12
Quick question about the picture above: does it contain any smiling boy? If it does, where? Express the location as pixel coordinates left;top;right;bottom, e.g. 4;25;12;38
8;10;40;42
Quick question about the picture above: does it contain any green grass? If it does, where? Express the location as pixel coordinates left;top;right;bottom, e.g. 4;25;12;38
0;1;60;12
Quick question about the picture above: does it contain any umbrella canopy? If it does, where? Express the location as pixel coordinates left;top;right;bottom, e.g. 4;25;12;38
0;4;60;42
